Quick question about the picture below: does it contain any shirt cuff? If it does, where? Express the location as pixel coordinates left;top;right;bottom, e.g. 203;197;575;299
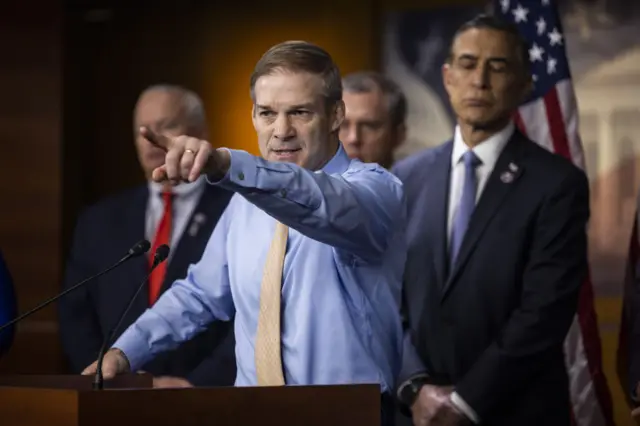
450;391;480;424
206;149;258;189
111;326;154;372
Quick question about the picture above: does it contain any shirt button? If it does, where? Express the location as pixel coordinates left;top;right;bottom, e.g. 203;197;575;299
280;189;287;198
237;172;245;180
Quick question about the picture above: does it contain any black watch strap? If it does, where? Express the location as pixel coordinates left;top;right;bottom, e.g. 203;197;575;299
399;376;429;407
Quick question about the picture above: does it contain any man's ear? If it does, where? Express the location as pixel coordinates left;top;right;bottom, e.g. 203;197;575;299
331;100;345;133
442;63;453;97
251;104;257;127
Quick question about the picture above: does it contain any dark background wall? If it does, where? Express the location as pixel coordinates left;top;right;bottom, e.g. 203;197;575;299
0;0;464;374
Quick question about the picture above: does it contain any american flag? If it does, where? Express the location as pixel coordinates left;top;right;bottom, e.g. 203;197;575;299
493;1;615;425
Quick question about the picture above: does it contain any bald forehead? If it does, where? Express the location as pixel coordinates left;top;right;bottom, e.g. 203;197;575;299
136;89;183;110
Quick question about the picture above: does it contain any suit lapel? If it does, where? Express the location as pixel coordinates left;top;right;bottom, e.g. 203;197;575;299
427;142;454;288
116;186;149;316
442;133;525;299
159;185;233;294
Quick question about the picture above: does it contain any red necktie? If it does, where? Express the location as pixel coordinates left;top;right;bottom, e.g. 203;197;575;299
149;190;172;305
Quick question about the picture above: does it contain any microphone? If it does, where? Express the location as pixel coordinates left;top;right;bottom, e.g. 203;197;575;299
93;244;170;390
0;240;151;334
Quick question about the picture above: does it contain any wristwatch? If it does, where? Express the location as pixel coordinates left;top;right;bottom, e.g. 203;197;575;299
399;376;430;408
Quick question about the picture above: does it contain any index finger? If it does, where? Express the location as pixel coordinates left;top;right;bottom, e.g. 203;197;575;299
139;126;170;151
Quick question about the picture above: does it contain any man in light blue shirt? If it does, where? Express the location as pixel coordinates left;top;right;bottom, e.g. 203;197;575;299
83;41;405;424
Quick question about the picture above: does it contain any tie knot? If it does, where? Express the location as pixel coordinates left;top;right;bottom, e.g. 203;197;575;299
462;150;481;169
161;191;173;202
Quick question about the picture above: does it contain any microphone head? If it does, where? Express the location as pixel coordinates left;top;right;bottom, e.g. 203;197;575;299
154;244;170;263
129;240;151;257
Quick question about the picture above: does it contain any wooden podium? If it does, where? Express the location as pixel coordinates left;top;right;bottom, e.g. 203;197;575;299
0;375;380;425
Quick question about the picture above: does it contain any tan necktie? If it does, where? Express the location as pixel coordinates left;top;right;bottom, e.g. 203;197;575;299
255;221;288;386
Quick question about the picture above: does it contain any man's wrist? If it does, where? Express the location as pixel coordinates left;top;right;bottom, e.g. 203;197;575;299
111;348;131;372
397;375;429;407
206;148;231;180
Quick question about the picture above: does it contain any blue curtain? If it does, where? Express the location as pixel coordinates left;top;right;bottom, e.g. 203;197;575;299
0;250;16;356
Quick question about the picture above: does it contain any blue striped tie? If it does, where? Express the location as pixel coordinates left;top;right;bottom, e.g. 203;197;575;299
450;150;482;268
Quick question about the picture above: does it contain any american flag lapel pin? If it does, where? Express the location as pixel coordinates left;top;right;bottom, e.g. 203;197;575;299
500;171;514;183
188;213;207;237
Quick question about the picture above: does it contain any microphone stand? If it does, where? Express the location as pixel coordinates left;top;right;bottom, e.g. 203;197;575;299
0;240;150;334
93;244;170;390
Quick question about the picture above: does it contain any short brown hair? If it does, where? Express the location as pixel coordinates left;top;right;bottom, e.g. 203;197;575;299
249;40;342;105
342;71;407;128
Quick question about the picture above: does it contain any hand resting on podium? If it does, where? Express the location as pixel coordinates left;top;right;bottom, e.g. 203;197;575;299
82;348;130;380
82;349;193;388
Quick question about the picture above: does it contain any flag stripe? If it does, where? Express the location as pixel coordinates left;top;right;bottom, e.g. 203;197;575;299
577;273;615;425
542;87;571;158
516;99;554;152
556;80;586;169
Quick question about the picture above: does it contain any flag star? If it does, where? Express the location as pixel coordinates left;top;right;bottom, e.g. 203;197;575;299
547;56;557;74
512;4;529;23
500;0;510;13
536;17;546;35
532;74;538;82
548;27;563;46
529;43;545;62
541;0;550;4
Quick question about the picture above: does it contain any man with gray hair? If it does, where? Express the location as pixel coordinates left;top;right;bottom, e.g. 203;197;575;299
58;84;236;388
83;41;405;426
340;71;407;169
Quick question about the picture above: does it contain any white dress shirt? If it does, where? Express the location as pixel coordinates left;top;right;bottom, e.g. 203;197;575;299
145;176;206;262
447;121;514;423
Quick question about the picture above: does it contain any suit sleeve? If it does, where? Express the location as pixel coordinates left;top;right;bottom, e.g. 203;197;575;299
396;282;429;392
57;211;105;373
391;161;430;406
186;322;237;386
454;168;589;419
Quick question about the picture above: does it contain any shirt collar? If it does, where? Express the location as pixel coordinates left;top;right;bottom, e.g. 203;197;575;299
148;175;206;198
321;143;351;175
451;121;515;170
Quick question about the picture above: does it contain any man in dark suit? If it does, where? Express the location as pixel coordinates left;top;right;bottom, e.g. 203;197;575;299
58;84;235;387
392;15;589;426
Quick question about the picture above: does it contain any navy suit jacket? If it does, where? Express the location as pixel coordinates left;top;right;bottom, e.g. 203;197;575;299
392;130;590;426
0;250;16;356
58;183;236;386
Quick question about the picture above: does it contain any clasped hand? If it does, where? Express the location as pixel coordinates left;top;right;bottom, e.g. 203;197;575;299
140;127;230;185
411;385;466;426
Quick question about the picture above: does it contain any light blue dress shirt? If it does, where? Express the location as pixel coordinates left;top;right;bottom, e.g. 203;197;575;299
114;145;406;392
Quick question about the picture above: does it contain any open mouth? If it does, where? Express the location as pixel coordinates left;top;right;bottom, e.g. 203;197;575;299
272;148;301;159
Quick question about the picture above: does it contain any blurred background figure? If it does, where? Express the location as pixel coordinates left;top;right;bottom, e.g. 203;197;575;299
340;71;407;169
0;250;16;357
57;84;236;388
